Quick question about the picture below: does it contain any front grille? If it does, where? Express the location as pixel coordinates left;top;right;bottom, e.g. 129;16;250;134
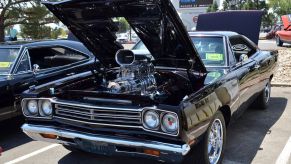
54;102;142;128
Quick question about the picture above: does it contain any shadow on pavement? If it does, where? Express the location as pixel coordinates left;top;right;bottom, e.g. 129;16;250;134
224;97;287;163
58;151;161;164
0;116;32;152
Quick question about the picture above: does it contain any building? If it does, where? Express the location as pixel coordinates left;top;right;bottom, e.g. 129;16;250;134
171;0;223;31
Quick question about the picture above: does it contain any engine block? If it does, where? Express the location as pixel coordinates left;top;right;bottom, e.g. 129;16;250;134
107;50;156;95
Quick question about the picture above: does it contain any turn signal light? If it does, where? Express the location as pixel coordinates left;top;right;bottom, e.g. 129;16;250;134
40;133;58;139
143;149;160;156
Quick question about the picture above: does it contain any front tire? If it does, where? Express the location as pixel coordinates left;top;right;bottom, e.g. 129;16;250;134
276;36;283;47
184;111;226;164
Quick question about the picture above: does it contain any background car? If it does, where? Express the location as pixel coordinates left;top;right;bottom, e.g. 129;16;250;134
116;33;129;44
276;14;291;46
266;24;283;39
0;40;95;121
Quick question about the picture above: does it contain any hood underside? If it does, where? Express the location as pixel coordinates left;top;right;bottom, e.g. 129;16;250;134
196;11;263;45
43;0;206;72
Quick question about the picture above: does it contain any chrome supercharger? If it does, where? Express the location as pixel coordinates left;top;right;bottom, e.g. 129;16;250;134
107;50;157;95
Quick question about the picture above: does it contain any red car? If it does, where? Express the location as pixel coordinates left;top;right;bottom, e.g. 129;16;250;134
276;14;291;46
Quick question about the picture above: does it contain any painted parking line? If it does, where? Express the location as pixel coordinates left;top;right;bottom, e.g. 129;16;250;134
4;144;60;164
276;137;291;164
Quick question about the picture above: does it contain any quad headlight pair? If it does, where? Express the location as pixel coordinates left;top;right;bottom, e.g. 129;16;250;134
143;110;179;134
23;99;53;118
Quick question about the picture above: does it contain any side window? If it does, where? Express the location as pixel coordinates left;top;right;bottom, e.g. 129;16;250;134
16;51;31;73
28;46;88;70
229;36;256;62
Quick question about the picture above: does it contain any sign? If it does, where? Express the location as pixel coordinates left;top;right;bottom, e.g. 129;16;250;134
179;0;213;8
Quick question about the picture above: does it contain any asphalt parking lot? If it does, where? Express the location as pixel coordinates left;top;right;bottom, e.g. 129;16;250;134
0;87;291;164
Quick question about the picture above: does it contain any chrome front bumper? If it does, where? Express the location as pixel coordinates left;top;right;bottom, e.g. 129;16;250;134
22;124;190;163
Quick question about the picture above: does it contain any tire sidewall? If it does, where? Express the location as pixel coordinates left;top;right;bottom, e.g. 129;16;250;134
276;36;282;46
203;111;226;164
263;81;271;107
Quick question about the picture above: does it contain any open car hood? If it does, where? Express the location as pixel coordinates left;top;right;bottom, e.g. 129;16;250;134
43;0;206;73
196;11;263;45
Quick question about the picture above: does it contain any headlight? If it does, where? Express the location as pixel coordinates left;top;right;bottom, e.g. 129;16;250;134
40;100;52;116
27;100;38;115
143;110;160;129
162;113;178;132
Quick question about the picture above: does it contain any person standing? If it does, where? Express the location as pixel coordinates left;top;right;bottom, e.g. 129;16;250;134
9;26;18;41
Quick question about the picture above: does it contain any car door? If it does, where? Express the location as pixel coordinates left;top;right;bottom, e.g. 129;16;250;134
229;36;261;111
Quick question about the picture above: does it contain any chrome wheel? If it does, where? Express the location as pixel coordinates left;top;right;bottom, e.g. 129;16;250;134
264;83;271;104
208;119;223;164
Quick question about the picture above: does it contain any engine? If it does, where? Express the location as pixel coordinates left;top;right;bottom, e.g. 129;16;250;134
107;50;157;95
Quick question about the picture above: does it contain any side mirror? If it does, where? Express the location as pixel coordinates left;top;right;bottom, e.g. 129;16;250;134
33;64;40;73
239;54;248;63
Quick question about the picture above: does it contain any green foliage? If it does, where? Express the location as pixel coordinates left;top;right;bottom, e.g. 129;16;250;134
222;0;229;11
19;3;62;40
0;1;59;42
242;0;256;10
269;0;291;16
117;17;130;33
222;0;276;26
207;1;219;12
20;24;50;39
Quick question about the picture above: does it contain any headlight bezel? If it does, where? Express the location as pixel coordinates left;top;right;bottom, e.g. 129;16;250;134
142;108;179;136
22;98;54;119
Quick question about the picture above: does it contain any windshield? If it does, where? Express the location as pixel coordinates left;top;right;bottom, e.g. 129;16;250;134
132;36;226;67
0;48;20;74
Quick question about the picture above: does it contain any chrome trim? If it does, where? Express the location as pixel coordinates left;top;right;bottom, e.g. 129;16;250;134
22;124;190;156
83;97;133;104
22;98;180;136
21;98;55;119
142;107;179;136
54;116;142;129
12;49;32;74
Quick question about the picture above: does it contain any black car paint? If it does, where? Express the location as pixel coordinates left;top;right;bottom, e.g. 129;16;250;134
20;0;278;162
43;0;206;72
0;40;95;121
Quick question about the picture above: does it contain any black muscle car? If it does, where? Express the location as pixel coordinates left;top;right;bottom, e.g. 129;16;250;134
20;0;278;163
0;40;94;121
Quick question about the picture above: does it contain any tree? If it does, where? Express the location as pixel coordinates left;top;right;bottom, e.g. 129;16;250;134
117;17;130;33
0;0;58;42
20;24;51;39
223;0;230;11
207;1;219;12
269;0;291;16
50;27;65;39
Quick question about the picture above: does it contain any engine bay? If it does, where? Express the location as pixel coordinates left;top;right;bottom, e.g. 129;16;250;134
56;50;203;105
